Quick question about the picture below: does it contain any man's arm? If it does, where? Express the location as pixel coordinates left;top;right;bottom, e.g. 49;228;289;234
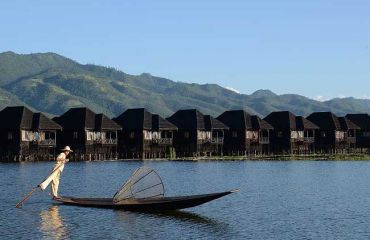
56;153;68;163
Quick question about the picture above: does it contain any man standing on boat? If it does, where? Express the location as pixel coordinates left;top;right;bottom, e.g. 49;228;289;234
51;146;72;199
38;146;73;199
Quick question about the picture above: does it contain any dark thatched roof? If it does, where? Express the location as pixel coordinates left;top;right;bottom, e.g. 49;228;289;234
113;108;152;130
346;114;370;130
95;114;122;131
54;107;121;131
167;109;228;130
217;110;273;130
0;106;61;130
338;117;360;130
306;112;343;130
32;113;62;130
152;114;177;131
252;116;274;130
204;115;229;130
295;116;319;130
113;108;177;131
264;111;318;130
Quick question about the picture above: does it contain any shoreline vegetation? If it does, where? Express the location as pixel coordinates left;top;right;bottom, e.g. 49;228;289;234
162;154;370;161
2;154;370;163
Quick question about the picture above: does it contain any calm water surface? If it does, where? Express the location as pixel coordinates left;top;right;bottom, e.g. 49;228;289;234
2;160;370;239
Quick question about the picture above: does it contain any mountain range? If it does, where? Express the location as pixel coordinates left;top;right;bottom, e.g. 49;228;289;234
0;51;369;118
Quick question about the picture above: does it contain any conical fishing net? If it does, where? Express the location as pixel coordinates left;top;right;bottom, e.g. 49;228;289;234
113;167;165;203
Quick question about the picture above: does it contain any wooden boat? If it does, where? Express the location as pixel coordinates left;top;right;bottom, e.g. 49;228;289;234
54;190;238;211
16;166;239;210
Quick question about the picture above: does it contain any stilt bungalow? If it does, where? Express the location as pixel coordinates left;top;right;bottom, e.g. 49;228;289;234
0;106;62;161
217;110;273;156
264;111;318;154
113;108;177;159
346;114;370;152
166;109;228;157
306;112;359;154
53;108;122;160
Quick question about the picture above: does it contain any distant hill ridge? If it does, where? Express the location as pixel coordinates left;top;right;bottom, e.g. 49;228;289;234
0;51;369;118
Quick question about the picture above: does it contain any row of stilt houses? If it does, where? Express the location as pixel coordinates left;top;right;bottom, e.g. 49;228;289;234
1;106;370;161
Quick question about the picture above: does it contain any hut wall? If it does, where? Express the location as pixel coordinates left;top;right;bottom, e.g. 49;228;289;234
172;129;198;157
223;129;247;155
117;130;144;159
314;130;349;153
0;130;21;160
56;129;86;153
355;130;370;151
269;130;292;154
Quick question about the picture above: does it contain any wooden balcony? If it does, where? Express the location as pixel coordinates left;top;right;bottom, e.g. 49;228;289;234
103;138;118;145
248;137;259;143
259;137;269;144
304;137;315;143
38;139;56;146
336;137;347;143
291;137;314;143
291;137;304;142
93;139;118;145
152;138;173;145
346;137;356;143
211;138;224;144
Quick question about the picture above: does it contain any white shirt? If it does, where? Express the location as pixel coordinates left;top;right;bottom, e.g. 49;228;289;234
54;152;68;172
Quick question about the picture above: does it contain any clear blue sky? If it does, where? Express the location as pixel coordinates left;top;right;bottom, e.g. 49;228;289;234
0;0;369;100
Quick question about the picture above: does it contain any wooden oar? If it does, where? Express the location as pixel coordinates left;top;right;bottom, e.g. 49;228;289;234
15;187;39;208
15;161;67;208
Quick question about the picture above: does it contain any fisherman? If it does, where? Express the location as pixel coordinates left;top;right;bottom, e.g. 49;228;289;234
51;146;73;199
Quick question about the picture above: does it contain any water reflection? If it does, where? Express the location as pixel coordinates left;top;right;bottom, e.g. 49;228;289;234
39;205;69;240
152;210;221;225
115;209;230;235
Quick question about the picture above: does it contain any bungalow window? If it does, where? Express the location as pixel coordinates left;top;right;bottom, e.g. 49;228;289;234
348;130;355;137
144;131;152;140
21;130;35;141
129;132;135;139
363;132;370;137
34;132;41;141
161;131;172;138
73;132;78;139
8;132;13;140
246;131;258;139
152;131;160;140
184;131;189;138
321;132;326;138
261;130;269;137
197;131;211;140
86;131;94;141
291;131;303;139
95;132;102;140
212;131;218;138
216;130;223;138
106;131;116;139
291;131;297;139
335;131;345;139
304;131;314;138
277;132;283;138
45;132;55;140
232;131;238;138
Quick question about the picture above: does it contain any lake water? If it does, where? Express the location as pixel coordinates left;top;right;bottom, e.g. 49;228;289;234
2;160;370;239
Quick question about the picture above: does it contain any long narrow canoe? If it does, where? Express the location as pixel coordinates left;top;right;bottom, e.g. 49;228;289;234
54;189;238;211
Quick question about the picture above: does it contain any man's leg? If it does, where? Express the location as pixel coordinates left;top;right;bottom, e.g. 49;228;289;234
51;170;61;198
